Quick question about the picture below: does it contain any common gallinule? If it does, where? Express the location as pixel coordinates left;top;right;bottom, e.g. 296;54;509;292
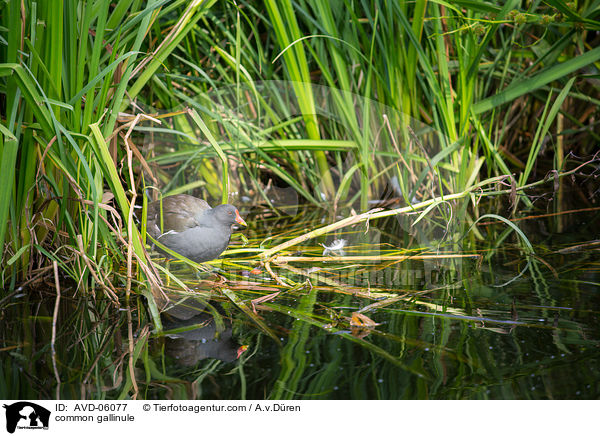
147;194;246;262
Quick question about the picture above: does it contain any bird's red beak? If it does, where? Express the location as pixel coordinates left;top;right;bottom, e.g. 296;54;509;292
235;210;247;226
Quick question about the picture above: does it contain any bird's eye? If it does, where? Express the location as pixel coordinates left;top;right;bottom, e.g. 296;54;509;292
228;211;233;215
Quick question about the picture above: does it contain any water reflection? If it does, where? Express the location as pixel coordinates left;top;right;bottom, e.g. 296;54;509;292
161;295;239;364
0;203;599;400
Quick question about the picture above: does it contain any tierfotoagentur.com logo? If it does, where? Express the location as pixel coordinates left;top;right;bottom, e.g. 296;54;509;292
2;402;50;433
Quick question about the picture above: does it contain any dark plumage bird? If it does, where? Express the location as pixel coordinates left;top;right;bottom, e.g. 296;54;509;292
146;194;246;263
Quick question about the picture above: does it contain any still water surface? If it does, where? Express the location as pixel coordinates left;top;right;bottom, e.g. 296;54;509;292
1;203;599;400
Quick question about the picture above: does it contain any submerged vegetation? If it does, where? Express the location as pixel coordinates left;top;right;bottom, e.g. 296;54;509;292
1;0;599;399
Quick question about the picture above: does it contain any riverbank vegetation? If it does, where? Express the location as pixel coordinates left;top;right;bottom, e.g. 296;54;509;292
1;0;599;399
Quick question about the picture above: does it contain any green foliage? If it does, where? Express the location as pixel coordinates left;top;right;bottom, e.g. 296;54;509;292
0;2;599;390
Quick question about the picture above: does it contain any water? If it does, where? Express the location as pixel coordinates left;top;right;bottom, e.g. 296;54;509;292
1;202;599;400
